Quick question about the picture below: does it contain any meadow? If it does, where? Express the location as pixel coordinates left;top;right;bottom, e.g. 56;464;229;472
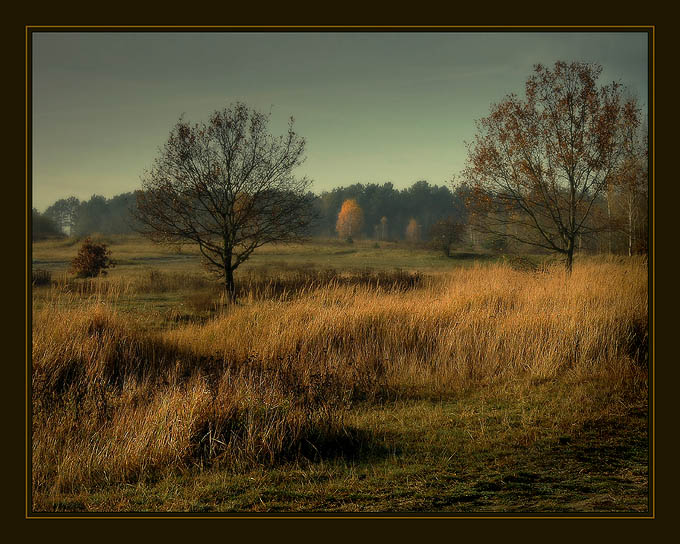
30;236;649;513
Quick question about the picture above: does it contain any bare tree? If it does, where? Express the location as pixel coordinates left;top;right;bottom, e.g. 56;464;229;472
429;217;464;257
462;61;641;272
133;103;315;301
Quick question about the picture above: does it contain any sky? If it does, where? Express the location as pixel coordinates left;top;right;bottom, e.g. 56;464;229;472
32;31;649;211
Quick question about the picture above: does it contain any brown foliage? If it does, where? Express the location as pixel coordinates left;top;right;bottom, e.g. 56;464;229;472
463;61;642;271
69;238;115;278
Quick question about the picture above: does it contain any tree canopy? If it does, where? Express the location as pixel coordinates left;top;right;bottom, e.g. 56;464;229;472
463;61;642;271
336;199;364;240
133;102;315;300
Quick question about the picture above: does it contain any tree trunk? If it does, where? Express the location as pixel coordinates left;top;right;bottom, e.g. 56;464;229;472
606;194;612;254
225;266;236;303
565;245;574;275
628;196;634;257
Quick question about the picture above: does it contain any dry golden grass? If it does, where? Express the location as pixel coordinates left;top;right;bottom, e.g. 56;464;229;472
31;256;648;504
167;257;647;392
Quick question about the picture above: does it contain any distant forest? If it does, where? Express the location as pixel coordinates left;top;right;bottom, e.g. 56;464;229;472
32;178;647;256
32;181;469;243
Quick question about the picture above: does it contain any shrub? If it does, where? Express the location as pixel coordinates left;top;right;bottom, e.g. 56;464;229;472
69;238;115;278
32;268;52;286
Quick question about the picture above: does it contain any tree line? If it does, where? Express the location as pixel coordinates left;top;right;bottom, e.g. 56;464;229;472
314;180;468;241
34;173;645;258
34;180;470;243
33;193;139;240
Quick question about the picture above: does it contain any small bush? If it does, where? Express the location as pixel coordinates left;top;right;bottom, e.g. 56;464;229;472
69;238;115;278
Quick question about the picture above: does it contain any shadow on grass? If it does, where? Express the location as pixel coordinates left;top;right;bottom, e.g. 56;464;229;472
449;252;495;260
298;425;395;465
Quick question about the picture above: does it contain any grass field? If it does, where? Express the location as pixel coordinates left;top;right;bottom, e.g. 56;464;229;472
30;236;649;513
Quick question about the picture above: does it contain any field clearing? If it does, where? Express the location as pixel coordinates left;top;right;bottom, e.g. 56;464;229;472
32;235;498;276
30;237;649;513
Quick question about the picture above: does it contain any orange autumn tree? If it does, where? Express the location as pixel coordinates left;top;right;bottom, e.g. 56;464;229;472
463;61;641;273
336;199;364;240
405;218;421;243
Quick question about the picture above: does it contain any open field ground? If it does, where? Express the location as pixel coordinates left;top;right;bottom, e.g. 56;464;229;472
30;236;649;513
32;235;496;275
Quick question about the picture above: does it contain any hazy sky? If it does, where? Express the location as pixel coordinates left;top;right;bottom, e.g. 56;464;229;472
32;31;649;211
